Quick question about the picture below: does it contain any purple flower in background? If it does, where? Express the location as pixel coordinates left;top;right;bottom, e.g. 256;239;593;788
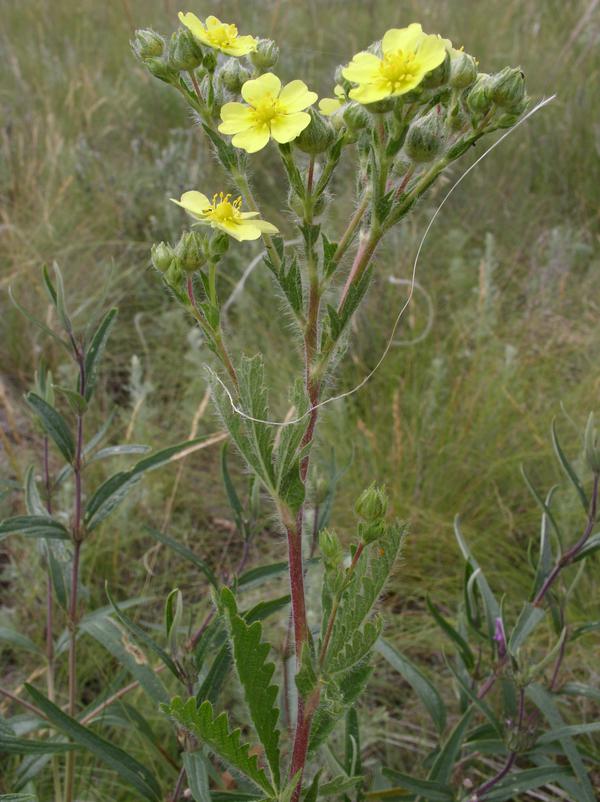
494;617;507;658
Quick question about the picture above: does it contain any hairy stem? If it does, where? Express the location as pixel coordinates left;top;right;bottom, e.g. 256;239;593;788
231;168;281;271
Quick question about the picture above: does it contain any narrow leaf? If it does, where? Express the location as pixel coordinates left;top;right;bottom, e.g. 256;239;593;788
84;308;118;400
382;769;453;801
25;393;75;463
145;527;218;588
551;419;588;512
0;515;70;542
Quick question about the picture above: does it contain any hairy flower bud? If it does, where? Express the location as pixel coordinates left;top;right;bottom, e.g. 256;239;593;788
343;102;371;133
250;38;279;70
404;108;445;163
449;50;478;89
131;28;165;60
319;528;344;571
203;49;218;73
151;242;175;272
466;73;494;117
422;50;451;89
144;57;178;84
209;231;230;259
490;66;526;110
219;58;251;94
355;483;388;523
295;108;336;155
168;29;204;72
165;258;183;289
176;231;206;273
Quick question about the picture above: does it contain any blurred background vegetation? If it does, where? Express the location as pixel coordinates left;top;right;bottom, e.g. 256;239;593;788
1;0;599;797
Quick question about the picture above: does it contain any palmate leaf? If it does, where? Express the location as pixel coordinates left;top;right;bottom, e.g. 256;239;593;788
165;697;275;797
220;588;281;788
324;524;404;674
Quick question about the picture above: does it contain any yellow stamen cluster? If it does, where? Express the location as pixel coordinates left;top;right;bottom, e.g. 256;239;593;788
171;190;279;242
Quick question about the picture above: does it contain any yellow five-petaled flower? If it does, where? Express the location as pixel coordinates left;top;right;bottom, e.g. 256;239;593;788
319;84;346;116
178;11;257;56
218;72;318;153
343;23;447;104
171;191;279;242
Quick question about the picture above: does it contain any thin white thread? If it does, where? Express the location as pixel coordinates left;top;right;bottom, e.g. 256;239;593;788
214;95;557;427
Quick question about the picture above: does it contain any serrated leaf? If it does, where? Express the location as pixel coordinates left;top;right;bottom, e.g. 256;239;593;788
527;683;595;802
382;770;453;801
165;697;274;796
325;524;404;674
84;437;210;530
25;393;75;463
221;587;281;788
309;662;372;752
0;515;70;542
376;638;446;735
25;684;161;801
328;617;382;675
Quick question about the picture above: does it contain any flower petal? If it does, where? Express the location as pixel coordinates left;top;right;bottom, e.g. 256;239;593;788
381;23;424;54
219;102;256;134
171;191;211;217
270;111;311;143
319;97;343;116
178;12;210;46
252;219;279;235
231;123;271;153
240;211;261;218
342;52;381;83
349;81;390;104
279;80;318;113
241;72;282;106
218;220;262;241
415;34;447;72
224;35;258;56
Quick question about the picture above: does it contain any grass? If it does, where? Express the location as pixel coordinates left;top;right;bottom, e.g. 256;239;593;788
1;0;600;798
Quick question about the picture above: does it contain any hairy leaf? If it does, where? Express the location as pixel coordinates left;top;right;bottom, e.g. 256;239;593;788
25;393;75;463
0;515;70;542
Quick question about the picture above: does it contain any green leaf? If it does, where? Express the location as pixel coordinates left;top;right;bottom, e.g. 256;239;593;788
527;683;595;802
482;765;573;801
0;795;38;801
559;682;600;704
521;469;563;553
444;658;502;735
454;517;500;639
44;263;71;333
551;419;588;512
309;662;373;752
84;437;209;530
25;684;162;801
573;532;600;561
318;775;363;798
426;596;475;670
0;515;70;542
84;308;118;400
220;587;281;788
25;393;75;463
538;721;600;743
182;751;211;802
221;442;246;536
0;627;41;655
325;524;404;674
165;697;274;796
507;603;546;655
428;707;474;784
88;444;151;462
0;735;77;755
106;584;180;679
145;526;218;588
24;466;47;516
376;638;446;734
8;285;69;353
52;385;87;415
382;770;453;801
237;561;287;590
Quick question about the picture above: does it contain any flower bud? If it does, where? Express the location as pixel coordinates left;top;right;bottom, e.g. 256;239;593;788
151;241;175;272
343;102;371;133
359;519;386;545
310;472;330;506
165;258;183;289
422;50;451;89
404;108;445;163
131;28;165;60
466;73;494;117
490;67;525;109
176;231;206;273
295;108;336;155
249;39;279;70
209;231;230;259
355;483;388;522
203;49;218;73
219;58;251;93
319;528;344;571
168;29;204;72
584;413;600;474
449;50;478;89
144;57;178;84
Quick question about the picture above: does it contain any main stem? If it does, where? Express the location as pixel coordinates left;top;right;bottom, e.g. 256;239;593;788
65;346;86;802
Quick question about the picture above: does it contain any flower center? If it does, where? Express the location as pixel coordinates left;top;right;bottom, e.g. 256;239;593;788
379;49;419;89
208;193;242;223
206;22;238;47
252;95;285;125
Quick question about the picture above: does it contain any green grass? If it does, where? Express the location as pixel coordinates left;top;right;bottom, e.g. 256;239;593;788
1;0;600;798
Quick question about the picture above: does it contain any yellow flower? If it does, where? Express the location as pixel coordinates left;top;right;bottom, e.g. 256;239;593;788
218;72;318;153
342;23;446;104
178;12;257;56
171;191;279;242
319;84;346;116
